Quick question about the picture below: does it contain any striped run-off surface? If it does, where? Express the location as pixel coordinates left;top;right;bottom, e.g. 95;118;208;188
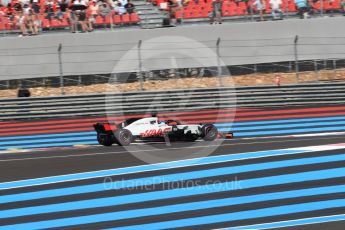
2;105;345;150
1;143;345;229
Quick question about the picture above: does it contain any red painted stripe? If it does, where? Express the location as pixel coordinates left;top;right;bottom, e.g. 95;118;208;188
0;127;93;137
0;122;106;133
3;110;345;137
2;108;345;135
0;109;240;128
2;105;345;129
1;106;345;137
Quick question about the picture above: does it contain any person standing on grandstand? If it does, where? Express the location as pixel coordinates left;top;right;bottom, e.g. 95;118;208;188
88;0;98;31
69;0;78;33
78;0;89;32
295;0;309;18
341;0;345;15
210;0;222;24
69;0;89;32
253;0;265;21
269;0;282;19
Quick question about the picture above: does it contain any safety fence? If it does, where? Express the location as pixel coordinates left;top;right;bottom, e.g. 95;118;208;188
2;34;345;91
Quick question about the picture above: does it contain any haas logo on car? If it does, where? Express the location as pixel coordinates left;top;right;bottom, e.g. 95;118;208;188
141;127;172;137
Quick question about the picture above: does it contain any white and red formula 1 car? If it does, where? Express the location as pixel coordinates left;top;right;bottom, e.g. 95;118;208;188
94;115;233;146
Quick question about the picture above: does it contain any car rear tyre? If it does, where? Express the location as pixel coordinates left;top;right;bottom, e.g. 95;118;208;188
115;129;133;146
202;124;218;141
97;133;113;146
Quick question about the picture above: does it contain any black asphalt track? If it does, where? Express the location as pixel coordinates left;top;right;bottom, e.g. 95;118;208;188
1;134;345;230
1;134;345;182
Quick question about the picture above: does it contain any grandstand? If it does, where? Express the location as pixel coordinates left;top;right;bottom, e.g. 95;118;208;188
0;0;343;35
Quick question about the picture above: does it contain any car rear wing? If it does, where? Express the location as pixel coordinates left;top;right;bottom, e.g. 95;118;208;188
93;122;118;134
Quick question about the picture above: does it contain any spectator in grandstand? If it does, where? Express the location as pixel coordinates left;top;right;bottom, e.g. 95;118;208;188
55;5;64;21
69;0;77;32
210;0;222;24
117;1;126;15
124;0;135;14
45;0;55;22
295;0;309;18
119;0;128;6
269;0;283;19
26;8;39;35
88;0;98;31
58;0;69;17
77;0;89;32
13;1;23;12
99;0;112;19
253;0;265;21
22;3;30;15
5;3;14;22
0;4;5;16
68;0;90;32
0;0;10;7
341;0;345;15
176;0;183;7
112;0;120;13
32;0;40;14
17;10;28;36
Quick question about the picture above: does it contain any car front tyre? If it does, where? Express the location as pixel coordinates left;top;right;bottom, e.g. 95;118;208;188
202;124;218;141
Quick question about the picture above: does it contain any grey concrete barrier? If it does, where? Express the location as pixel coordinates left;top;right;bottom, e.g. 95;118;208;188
1;82;345;120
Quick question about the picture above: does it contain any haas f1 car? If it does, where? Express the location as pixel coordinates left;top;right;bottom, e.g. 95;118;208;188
94;115;233;146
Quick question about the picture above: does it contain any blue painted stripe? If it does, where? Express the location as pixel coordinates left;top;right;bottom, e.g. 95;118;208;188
0;136;96;146
220;120;345;132
0;131;95;141
2;186;345;230
108;198;345;230
1;154;345;218
1;164;344;210
1;116;344;150
0;141;99;151
0;148;302;190
225;214;345;229
216;116;345;128
235;126;345;137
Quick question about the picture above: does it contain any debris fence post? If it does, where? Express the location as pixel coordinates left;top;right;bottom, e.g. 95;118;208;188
294;35;300;83
58;43;64;95
216;37;222;86
138;40;144;91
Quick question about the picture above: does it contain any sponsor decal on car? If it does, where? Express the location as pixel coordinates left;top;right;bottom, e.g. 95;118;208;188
140;127;172;137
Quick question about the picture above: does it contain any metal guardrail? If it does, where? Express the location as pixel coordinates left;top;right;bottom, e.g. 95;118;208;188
1;82;345;121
